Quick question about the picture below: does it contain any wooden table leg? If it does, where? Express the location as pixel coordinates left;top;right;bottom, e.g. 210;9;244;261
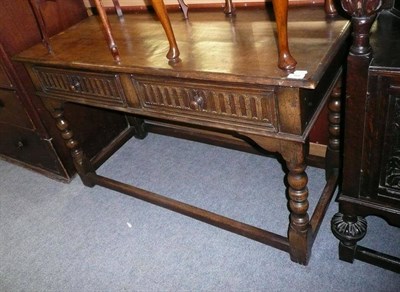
282;142;312;264
271;0;297;71
244;134;312;264
151;0;180;62
43;99;96;187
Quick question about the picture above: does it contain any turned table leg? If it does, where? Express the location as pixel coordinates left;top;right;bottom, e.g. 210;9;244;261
283;143;312;264
244;135;313;264
43;99;95;187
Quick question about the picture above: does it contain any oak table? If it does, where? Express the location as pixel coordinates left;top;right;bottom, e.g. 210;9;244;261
15;6;349;264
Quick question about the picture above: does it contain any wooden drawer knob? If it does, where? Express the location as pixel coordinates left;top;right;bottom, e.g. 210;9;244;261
70;80;81;91
189;94;204;110
16;140;25;150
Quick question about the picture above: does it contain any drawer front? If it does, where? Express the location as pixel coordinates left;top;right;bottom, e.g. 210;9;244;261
0;125;66;177
34;67;127;106
0;89;33;128
132;77;277;131
0;62;13;89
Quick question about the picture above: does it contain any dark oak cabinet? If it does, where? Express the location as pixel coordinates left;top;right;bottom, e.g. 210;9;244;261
0;0;131;181
331;0;400;273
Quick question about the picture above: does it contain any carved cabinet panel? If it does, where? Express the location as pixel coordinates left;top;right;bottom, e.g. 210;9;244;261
362;73;400;206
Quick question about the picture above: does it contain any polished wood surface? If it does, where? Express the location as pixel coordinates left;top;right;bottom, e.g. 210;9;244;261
98;0;337;70
15;7;349;264
17;7;349;88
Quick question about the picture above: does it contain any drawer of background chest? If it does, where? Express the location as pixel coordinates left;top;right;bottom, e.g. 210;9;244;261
0;124;62;174
132;77;278;131
0;89;33;129
33;67;127;106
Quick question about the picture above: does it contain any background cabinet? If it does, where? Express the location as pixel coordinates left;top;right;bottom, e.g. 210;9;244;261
0;0;131;181
331;2;400;273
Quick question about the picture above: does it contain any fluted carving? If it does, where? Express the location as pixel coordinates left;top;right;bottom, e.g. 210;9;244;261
134;80;276;126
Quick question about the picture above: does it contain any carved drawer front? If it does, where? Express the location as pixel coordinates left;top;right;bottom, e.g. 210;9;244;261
132;78;277;131
0;89;33;129
34;67;126;106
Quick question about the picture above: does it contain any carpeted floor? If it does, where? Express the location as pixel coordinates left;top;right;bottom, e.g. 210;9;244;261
1;133;399;291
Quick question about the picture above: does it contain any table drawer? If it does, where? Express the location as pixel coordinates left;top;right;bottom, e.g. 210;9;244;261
132;77;278;131
33;67;126;106
0;89;33;128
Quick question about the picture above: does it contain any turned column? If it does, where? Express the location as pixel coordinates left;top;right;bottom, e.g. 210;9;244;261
325;77;342;179
331;0;382;261
43;99;95;187
282;142;312;264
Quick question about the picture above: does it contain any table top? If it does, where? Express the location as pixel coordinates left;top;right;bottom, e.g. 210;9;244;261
15;6;350;89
